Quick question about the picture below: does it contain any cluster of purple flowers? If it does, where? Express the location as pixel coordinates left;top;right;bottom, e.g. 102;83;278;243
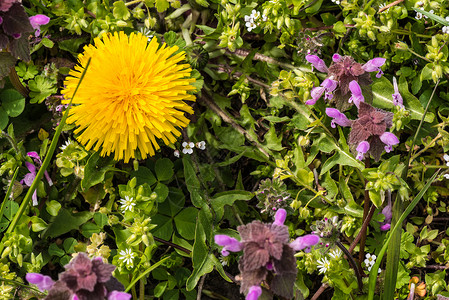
21;152;53;206
305;54;401;162
26;253;131;300
215;209;320;300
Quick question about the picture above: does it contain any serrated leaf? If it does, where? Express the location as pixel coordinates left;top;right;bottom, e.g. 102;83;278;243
10;34;30;61
155;0;170;12
1;4;33;36
48;243;65;257
1;89;25;117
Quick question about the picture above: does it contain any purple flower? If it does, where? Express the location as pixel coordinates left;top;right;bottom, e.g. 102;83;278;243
21;152;53;206
273;208;287;226
12;33;21;39
305;86;325;105
29;14;50;37
289;234;320;252
362;57;386;78
26;273;55;291
356;141;370;161
348;80;364;108
379;196;392;231
380;132;399;152
326;108;352;128
322;78;338;100
246;286;262;300
214;235;243;256
27;151;53;185
108;291;132;300
306;55;328;73
392;77;403;107
0;16;3;25
332;53;342;62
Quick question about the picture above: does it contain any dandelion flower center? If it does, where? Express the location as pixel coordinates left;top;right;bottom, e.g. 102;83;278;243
62;31;196;162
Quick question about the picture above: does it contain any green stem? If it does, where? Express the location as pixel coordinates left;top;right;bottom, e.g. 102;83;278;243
0;59;91;253
0;277;46;295
125;256;170;293
125;0;143;6
0;167;19;226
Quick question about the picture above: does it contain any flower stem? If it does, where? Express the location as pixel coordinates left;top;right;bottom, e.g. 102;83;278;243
125;256;170;293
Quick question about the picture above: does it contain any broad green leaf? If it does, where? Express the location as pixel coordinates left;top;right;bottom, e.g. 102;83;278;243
46;200;61;216
94;212;108;228
155;158;174;181
113;1;131;20
174;207;198;240
152;214;174;241
81;152;115;190
210;190;253;220
155;0;170;12
30;216;47;232
154;182;169;203
320;149;364;175
1;89;25;117
159;187;185;217
0;107;9;130
3;200;18;220
263;124;283;151
131;166;157;186
48;243;65;257
81;222;100;237
44;209;94;238
183;156;206;208
63;238;77;253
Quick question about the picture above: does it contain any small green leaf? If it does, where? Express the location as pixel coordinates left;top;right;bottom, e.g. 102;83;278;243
41;38;54;48
183;156;206;208
1;89;25;117
0;107;9;130
210;190;253;220
81;222;101;238
81;152;115;190
131;166;157;186
3;200;19;220
113;1;131;20
155;158;174;181
155;0;170;12
63;238;77;253
174;207;198;240
94;212;108;228
48;243;65;257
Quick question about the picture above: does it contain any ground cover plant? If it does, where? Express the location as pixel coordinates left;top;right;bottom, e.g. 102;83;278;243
2;0;449;299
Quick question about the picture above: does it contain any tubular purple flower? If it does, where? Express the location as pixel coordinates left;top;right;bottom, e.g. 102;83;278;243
355;141;370;161
290;234;320;252
380;223;391;231
29;14;50;36
326;108;352;128
273;208;287;226
322;78;338;100
27;152;53;186
246;286;262;300
26;273;55;291
306;55;328;73
362;57;386;78
214;235;243;256
332;53;342;62
305;86;325;105
348;80;364;108
380;132;399;152
392;77;403;107
108;291;132;300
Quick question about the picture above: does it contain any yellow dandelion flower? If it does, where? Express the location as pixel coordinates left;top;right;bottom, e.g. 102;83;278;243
62;31;196;162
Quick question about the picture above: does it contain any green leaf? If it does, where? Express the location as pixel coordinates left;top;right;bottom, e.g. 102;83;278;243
94;212;108;228
155;0;170;12
44;209;94;238
174;207;198;240
63;238;77;253
320;149;364;175
195;25;215;35
41;38;54;48
46;200;61;216
81;152;115;190
210;190;253;220
154;182;169;203
48;243;65;257
155;158;174;181
413;7;449;25
28;75;57;104
113;0;131;20
30;216;47;232
152;214;173;241
183;156;206;208
159;187;185;217
1;89;25;117
131;166;157;186
0;106;9;130
3;200;18;220
81;222;100;238
263;124;284;151
372;76;434;122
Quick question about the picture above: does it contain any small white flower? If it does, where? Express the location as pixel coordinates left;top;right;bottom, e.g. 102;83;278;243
262;14;267;21
364;253;377;266
196;141;206;150
317;257;330;274
118;248;136;266
443;154;449;165
416;1;423;6
444;174;449;179
329;248;343;259
174;150;180;158
60;139;72;150
415;12;423;20
443;26;449;34
379;3;389;12
119;196;136;213
182;142;195;154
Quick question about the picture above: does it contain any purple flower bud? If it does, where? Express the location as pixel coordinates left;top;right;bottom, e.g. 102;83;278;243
108;291;132;300
214;235;243;256
12;33;21;39
325;108;352;128
246;286;262;300
362;57;386;78
348;80;364;108
332;53;342;62
305;86;325;105
356;141;370;160
380;223;391;231
306;55;328;73
26;273;55;291
273;208;287;226
0;16;3;25
392;77;403;107
29;14;50;37
266;262;273;270
290;234;320;251
380;132;399;152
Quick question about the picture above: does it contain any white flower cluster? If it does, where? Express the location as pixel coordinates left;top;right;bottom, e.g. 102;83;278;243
415;8;433;20
244;9;267;32
174;141;207;157
364;253;381;273
331;0;341;5
118;248;136;266
442;17;449;34
316;248;343;274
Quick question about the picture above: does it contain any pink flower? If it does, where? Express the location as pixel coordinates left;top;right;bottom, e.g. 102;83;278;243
29;14;50;36
362;57;386;78
21;152;53;205
348;80;364;108
290;234;320;252
214;235;243;256
306;55;328;73
108;291;132;300
380;132;399;152
246;286;262;300
0;0;18;12
273;208;287;226
392;77;403;107
356;141;370;161
26;273;55;291
305;78;338;105
326;108;352;128
332;53;342;62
